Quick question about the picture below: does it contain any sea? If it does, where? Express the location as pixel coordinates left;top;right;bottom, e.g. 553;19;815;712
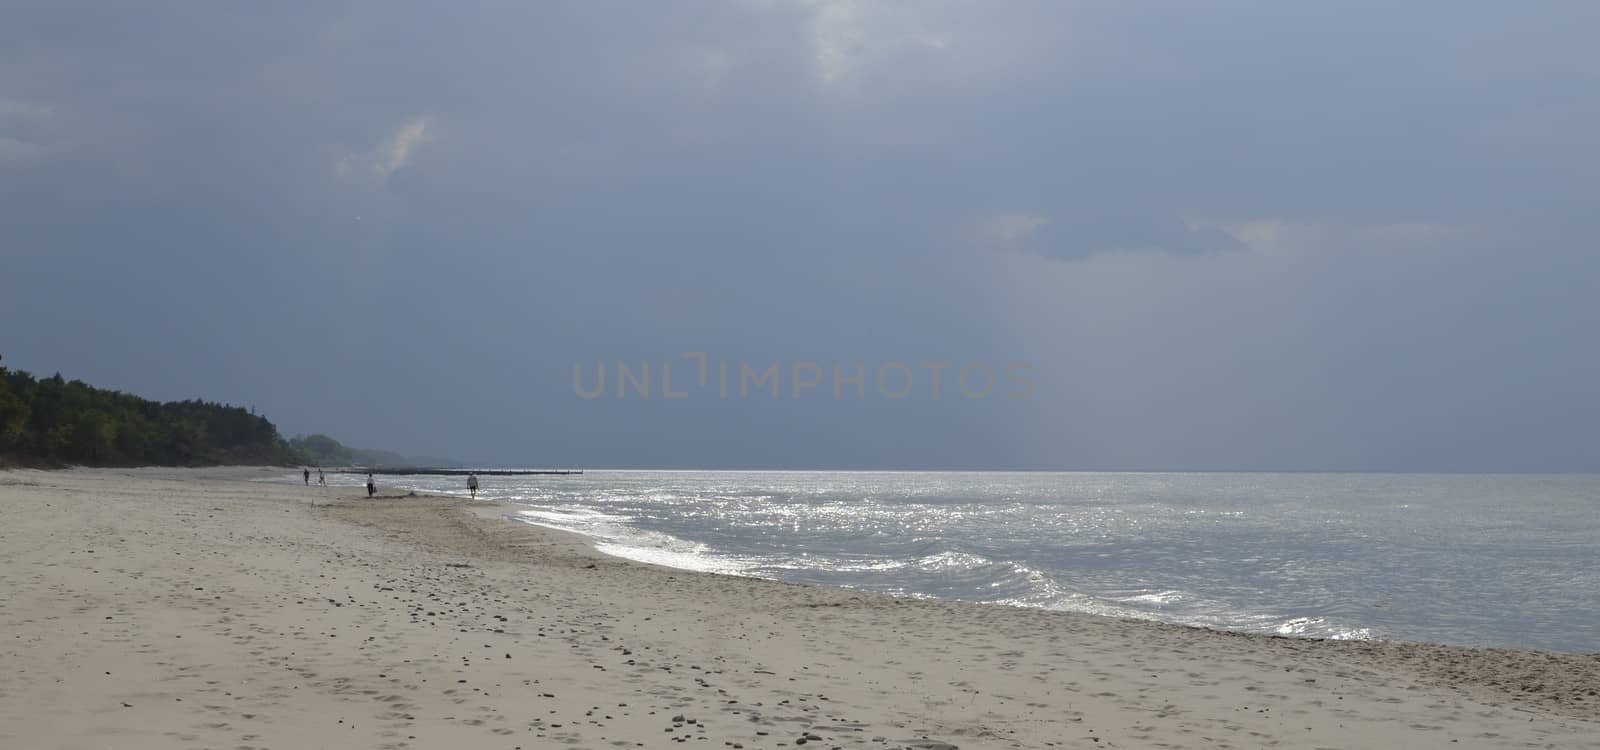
291;470;1600;653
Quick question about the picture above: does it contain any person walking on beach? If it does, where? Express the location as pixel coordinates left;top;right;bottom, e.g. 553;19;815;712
366;473;376;497
467;473;479;499
303;468;310;485
317;468;326;486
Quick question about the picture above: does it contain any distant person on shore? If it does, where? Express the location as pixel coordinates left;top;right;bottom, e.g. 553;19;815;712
303;468;310;485
366;473;376;497
317;469;326;486
467;473;479;499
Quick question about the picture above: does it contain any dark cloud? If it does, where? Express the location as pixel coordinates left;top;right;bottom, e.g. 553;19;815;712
2;1;1598;469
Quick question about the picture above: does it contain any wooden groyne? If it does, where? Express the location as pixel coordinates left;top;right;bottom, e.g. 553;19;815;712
338;468;583;476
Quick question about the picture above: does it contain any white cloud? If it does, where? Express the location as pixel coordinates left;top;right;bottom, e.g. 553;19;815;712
1221;219;1461;257
737;0;955;91
0;96;54;122
810;0;870;85
983;214;1461;262
816;2;955;88
1353;222;1457;247
0;135;46;167
336;115;436;185
1217;219;1332;257
671;46;736;94
0;96;55;168
976;213;1049;246
718;1;1042;98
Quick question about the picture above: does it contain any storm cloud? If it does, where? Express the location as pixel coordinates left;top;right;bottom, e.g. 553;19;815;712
3;2;1597;470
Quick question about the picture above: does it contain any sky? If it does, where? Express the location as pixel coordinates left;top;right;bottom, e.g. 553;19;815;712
2;1;1597;471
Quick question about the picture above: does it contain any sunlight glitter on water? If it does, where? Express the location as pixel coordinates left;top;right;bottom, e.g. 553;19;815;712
310;470;1600;652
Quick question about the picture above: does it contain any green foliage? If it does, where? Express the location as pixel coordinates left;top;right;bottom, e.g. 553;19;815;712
286;434;447;468
0;377;29;449
0;365;309;467
290;434;350;464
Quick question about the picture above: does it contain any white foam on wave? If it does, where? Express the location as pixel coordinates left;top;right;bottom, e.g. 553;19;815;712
915;550;995;571
1116;590;1186;605
765;557;911;573
518;507;634;524
510;507;758;577
1022;588;1376;641
477;480;1385;644
591;541;755;576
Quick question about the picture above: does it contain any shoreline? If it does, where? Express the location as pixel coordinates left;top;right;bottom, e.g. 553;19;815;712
496;501;1570;655
2;467;1596;749
364;469;1594;655
383;485;1600;709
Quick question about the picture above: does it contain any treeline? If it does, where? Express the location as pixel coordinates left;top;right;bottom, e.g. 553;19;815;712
0;366;303;467
287;433;457;469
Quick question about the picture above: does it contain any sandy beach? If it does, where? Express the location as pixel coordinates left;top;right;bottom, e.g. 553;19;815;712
1;468;1596;750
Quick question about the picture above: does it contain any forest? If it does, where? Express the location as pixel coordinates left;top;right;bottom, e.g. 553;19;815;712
285;433;452;469
0;364;304;467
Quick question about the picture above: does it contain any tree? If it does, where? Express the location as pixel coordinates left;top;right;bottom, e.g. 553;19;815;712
0;379;28;450
0;365;306;467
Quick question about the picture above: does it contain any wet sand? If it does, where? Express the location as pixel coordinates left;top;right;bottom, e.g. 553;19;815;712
1;467;1596;749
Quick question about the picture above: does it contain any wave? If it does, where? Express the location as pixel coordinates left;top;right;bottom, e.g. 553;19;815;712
510;507;759;576
504;500;1379;640
272;470;1600;651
